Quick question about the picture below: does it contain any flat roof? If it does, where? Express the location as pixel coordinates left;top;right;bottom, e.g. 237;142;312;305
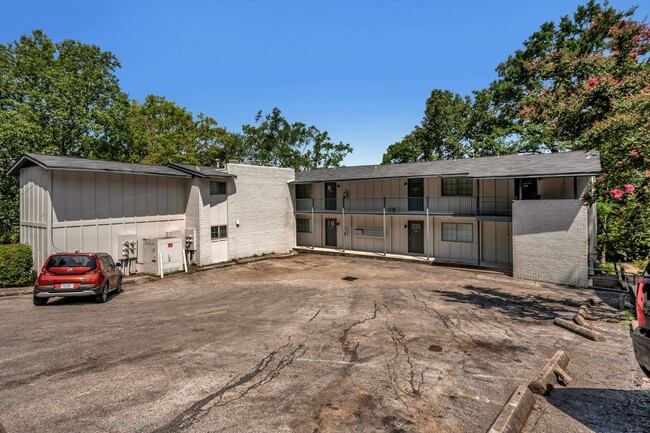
292;151;600;183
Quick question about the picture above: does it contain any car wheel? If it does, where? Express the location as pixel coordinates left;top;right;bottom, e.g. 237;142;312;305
95;283;109;303
641;364;650;378
33;296;47;306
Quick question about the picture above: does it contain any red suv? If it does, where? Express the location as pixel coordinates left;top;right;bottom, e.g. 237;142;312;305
632;260;650;376
33;253;123;305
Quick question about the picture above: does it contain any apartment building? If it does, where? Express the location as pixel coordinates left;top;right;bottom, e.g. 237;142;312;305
8;153;296;275
291;151;600;287
9;151;600;287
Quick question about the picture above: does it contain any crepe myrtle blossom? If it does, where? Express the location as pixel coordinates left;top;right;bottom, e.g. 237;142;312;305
630;150;639;156
588;77;600;87
596;176;604;182
624;184;635;193
610;189;624;199
646;170;650;178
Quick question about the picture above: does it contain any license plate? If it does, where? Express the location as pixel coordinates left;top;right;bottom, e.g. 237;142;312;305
60;283;74;289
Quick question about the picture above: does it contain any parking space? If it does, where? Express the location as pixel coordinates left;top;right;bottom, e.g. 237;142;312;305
0;254;646;432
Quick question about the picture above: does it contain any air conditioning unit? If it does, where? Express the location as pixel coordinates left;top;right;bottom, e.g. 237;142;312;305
143;238;184;275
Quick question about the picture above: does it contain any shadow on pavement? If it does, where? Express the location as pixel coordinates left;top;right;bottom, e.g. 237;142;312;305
546;387;650;433
434;285;582;321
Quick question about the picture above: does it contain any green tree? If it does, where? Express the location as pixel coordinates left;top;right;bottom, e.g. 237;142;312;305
0;30;130;242
241;107;352;170
490;0;650;259
382;89;512;164
127;95;244;166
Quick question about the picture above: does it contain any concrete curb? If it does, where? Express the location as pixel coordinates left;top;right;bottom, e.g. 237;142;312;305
554;318;605;341
486;384;535;433
293;248;510;275
528;350;572;396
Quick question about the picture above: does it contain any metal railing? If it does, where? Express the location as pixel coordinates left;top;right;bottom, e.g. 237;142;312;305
476;196;512;216
295;196;476;215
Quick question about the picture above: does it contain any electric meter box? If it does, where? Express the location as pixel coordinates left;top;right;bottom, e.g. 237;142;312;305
143;238;184;275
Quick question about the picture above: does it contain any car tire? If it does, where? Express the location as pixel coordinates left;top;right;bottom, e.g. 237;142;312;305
641;364;650;378
33;296;47;306
95;282;109;303
116;277;123;293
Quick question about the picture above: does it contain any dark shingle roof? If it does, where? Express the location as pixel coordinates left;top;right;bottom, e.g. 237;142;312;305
293;151;600;183
166;163;235;178
7;153;191;178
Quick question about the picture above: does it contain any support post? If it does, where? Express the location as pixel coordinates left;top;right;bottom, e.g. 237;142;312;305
311;198;315;250
158;252;164;279
342;198;346;253
426;208;430;261
182;248;188;273
477;221;481;267
383;197;387;256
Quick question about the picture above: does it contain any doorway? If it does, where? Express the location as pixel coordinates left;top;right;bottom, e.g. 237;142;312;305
408;220;424;254
408;178;424;211
325;218;337;247
325;182;337;210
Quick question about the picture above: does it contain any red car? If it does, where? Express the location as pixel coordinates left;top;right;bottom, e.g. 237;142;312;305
33;253;122;305
632;260;650;376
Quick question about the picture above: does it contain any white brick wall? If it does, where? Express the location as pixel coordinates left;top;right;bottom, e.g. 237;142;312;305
185;179;213;266
512;199;588;287
226;164;296;259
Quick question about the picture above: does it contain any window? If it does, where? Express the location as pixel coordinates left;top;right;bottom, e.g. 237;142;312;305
442;178;473;196
441;223;473;243
211;225;227;239
296;218;312;233
210;181;226;195
296;184;313;199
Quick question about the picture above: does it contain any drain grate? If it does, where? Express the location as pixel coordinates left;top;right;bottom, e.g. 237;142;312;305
342;276;358;282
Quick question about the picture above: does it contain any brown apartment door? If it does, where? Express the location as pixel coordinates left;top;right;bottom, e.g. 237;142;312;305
325;218;337;247
408;221;424;254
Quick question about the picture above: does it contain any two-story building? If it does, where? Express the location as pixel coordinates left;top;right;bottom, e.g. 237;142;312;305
291;151;600;287
9;151;600;287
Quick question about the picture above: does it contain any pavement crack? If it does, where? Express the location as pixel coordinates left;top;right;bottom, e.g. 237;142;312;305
386;325;424;398
152;341;306;433
308;309;321;323
339;301;379;362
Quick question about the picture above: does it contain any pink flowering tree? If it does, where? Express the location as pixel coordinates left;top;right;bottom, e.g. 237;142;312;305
492;1;650;259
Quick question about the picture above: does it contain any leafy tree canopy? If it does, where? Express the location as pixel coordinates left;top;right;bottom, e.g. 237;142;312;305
0;30;130;242
127;95;239;166
241;107;352;170
382;89;512;164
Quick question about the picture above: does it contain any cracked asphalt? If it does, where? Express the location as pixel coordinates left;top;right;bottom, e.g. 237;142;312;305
0;254;647;433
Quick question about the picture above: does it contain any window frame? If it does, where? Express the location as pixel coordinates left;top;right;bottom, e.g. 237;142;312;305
296;218;312;233
441;222;473;243
210;181;227;196
296;184;313;200
211;225;228;240
441;177;473;196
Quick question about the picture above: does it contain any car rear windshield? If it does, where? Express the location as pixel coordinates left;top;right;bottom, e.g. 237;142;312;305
47;255;96;270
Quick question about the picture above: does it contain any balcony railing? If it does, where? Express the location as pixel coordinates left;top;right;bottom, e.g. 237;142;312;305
295;197;477;215
476;196;512;217
296;195;514;217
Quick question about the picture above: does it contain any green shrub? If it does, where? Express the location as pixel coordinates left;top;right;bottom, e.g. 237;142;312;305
0;243;34;287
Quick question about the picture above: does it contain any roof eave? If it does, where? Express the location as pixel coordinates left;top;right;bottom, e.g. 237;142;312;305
6;155;45;177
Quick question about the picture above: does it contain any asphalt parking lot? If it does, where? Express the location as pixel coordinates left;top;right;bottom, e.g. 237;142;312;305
0;254;648;433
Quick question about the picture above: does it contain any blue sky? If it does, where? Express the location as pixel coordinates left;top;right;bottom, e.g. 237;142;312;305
1;0;648;166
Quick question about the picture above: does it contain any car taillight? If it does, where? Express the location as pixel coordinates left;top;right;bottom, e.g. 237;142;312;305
41;269;53;276
84;269;100;275
638;281;647;327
